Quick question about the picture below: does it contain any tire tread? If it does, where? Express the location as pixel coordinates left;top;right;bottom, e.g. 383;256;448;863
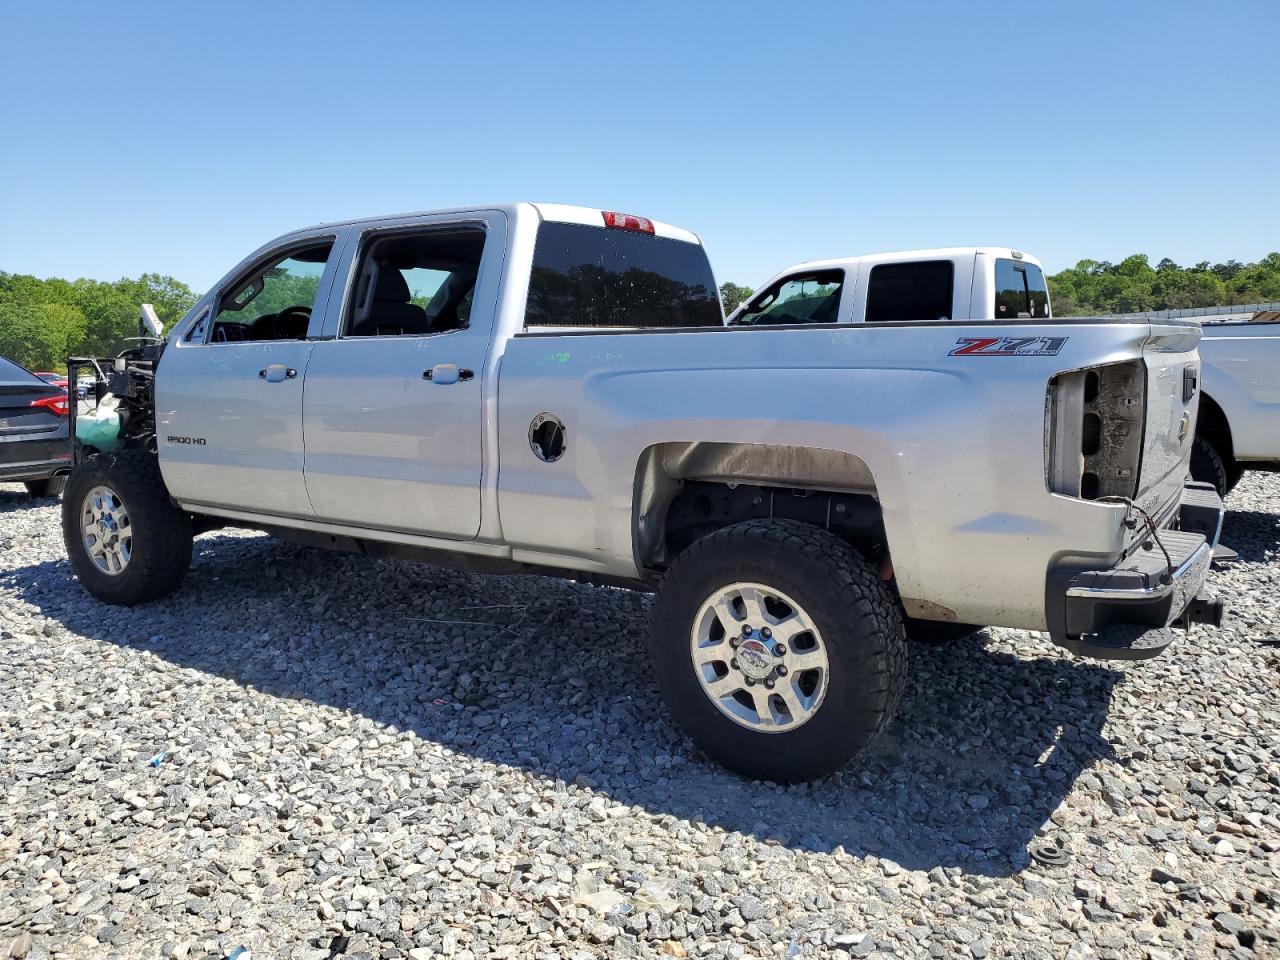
61;450;192;605
650;519;906;781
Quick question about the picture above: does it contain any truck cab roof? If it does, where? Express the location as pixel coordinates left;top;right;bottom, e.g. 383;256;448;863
769;246;1043;277
284;202;703;247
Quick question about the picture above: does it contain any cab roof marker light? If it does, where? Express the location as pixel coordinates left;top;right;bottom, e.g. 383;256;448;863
602;211;655;234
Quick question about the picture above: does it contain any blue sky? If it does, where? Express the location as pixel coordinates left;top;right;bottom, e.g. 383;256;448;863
1;1;1276;293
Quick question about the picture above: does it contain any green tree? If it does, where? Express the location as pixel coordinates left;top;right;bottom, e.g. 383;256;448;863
1047;253;1280;315
719;281;754;315
0;301;88;371
0;271;200;365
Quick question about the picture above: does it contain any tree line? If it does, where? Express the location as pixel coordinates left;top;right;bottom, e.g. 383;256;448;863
0;272;198;372
3;251;1279;372
1046;253;1280;315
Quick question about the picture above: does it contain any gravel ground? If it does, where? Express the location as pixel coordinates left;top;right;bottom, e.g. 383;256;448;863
1;476;1277;960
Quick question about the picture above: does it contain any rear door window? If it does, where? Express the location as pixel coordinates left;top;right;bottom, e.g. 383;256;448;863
525;222;721;328
343;228;486;337
865;261;954;322
994;258;1051;319
730;270;844;326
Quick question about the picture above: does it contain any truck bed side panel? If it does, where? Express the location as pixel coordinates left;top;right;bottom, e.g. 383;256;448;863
496;322;1164;630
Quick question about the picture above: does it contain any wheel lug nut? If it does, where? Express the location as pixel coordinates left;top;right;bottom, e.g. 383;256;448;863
774;644;786;657
745;677;756;686
764;678;775;689
730;658;739;670
729;637;740;649
761;627;772;639
741;625;753;637
776;665;788;677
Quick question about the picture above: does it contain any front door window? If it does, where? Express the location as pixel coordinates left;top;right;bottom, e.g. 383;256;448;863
209;243;334;342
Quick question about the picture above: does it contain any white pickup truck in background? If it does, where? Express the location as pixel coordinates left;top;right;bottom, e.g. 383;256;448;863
726;247;1050;326
736;250;1276;501
1172;306;1280;497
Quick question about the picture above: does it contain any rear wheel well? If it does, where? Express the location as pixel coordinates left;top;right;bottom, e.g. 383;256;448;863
656;479;886;569
1196;393;1234;465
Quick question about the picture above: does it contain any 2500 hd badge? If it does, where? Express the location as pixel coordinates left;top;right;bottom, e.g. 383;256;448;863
165;436;207;446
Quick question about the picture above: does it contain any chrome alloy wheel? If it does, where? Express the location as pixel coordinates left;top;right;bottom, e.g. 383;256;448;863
690;581;829;732
81;485;132;576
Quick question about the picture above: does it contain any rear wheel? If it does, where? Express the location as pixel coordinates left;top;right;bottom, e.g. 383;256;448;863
61;451;193;605
650;519;906;782
24;476;66;498
1189;434;1231;499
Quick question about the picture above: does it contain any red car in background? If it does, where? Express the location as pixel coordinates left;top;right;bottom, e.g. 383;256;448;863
34;372;70;390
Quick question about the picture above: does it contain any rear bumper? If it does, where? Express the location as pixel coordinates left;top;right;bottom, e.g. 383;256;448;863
1049;481;1225;660
0;436;72;483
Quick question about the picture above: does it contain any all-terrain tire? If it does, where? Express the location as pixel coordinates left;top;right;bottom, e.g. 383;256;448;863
650;519;907;782
903;617;981;645
61;450;193;605
24;476;66;498
1189;434;1230;499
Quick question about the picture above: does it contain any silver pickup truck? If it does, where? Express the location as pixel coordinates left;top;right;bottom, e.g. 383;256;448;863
62;203;1224;781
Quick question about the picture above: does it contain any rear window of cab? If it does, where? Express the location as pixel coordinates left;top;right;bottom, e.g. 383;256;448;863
995;258;1051;319
524;222;722;329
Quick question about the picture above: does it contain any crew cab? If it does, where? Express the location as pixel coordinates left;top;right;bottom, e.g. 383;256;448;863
62;204;1223;782
726;247;1050;326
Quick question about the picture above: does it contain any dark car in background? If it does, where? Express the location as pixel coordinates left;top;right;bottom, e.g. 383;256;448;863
1;357;71;497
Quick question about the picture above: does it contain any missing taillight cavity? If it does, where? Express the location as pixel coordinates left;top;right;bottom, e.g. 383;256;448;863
1046;360;1146;500
1081;412;1102;456
1084;370;1100;403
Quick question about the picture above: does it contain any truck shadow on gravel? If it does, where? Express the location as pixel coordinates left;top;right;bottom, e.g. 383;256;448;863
1220;505;1280;564
8;529;1126;878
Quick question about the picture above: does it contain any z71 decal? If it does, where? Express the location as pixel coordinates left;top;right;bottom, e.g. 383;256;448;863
949;336;1068;357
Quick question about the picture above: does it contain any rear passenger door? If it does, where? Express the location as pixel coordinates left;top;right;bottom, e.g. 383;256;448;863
301;212;504;539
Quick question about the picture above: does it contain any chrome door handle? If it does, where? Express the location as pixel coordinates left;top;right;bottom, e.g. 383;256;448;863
423;364;474;384
258;364;297;383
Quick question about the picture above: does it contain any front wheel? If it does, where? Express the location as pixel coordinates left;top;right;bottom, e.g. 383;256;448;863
61;451;193;605
650;519;907;782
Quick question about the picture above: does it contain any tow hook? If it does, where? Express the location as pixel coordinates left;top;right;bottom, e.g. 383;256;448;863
1173;595;1226;629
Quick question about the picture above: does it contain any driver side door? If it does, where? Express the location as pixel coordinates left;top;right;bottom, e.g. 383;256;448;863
156;232;346;518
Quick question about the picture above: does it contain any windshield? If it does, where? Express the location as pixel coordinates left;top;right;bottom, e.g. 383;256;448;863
995;258;1051;319
730;270;844;326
